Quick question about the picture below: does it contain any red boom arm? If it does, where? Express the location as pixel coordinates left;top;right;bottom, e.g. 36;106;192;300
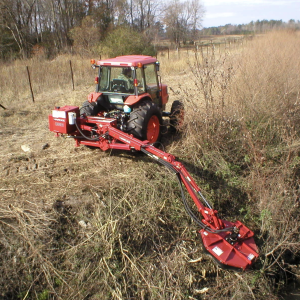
49;107;259;270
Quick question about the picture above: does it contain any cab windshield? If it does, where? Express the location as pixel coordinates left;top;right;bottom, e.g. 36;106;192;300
99;66;146;95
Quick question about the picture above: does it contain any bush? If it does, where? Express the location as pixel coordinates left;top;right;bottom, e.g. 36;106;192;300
100;27;156;57
69;16;101;55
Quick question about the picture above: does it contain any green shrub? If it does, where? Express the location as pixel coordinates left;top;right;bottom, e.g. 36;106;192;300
69;16;101;55
100;27;156;57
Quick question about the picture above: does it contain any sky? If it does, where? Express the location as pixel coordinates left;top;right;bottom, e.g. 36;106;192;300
201;0;300;28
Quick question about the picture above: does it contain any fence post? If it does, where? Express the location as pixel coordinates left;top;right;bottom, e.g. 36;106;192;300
69;60;75;91
26;66;35;103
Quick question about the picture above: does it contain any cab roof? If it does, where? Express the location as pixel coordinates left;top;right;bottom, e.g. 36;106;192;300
96;55;157;67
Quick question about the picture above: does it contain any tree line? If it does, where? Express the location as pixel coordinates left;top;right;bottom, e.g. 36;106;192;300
1;1;298;61
201;19;300;36
0;0;204;60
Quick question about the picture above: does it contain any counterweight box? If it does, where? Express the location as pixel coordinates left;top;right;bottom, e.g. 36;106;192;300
49;106;79;134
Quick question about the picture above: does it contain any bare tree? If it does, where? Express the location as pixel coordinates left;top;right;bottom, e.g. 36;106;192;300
163;0;204;46
188;0;205;41
0;0;38;57
128;0;161;33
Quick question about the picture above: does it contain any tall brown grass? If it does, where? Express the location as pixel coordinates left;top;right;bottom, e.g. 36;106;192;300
0;54;96;108
179;29;300;297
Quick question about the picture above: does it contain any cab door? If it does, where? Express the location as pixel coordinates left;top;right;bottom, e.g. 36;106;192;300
144;64;160;107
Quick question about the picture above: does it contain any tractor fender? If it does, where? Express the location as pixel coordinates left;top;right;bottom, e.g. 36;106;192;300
124;93;153;106
160;84;169;105
88;92;103;103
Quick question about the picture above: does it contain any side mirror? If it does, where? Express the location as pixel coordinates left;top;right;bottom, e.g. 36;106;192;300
155;61;160;72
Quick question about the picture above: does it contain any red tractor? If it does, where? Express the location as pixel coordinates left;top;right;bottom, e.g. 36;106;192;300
49;55;258;270
79;55;182;143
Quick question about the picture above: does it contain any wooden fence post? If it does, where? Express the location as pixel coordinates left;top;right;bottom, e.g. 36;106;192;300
26;66;35;103
69;60;75;91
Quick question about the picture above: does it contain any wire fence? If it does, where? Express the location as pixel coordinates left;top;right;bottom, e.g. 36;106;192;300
0;36;251;108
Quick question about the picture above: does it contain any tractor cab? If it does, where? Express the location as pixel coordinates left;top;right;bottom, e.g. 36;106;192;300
92;55;165;109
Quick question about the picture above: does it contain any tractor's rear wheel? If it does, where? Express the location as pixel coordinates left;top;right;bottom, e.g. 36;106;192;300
127;100;162;144
80;101;100;116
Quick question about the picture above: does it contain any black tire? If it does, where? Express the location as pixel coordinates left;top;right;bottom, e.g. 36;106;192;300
170;100;184;132
127;100;163;143
80;100;100;116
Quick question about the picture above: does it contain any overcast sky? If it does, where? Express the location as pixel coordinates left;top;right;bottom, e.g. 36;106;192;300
201;0;300;27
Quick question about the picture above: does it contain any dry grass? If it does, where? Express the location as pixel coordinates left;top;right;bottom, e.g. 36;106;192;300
177;29;300;297
0;54;95;109
1;30;300;299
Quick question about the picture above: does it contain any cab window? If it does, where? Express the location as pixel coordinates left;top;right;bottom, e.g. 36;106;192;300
99;66;109;91
144;64;158;87
144;64;159;105
135;67;146;94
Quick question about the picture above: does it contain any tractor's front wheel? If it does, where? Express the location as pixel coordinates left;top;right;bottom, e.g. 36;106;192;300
170;100;184;132
127;100;162;144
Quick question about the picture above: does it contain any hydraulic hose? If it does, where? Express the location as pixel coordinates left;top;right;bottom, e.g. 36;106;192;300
75;118;100;141
140;147;235;234
175;172;235;234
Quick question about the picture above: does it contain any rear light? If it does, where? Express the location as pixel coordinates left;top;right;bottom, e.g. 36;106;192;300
95;76;99;84
134;78;138;87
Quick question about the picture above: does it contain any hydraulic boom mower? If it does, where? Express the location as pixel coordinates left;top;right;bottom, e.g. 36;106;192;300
49;106;258;270
49;55;258;270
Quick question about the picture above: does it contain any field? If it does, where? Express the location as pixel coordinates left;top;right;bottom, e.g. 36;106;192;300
1;31;300;299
